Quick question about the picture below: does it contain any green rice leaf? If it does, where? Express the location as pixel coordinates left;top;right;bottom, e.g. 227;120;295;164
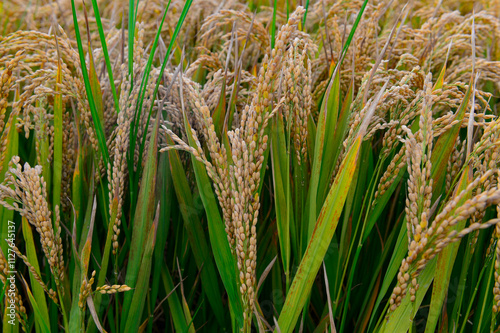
90;0;120;113
22;276;51;333
181;105;244;330
271;112;292;290
167;142;226;325
70;0;109;166
277;135;363;332
52;46;63;214
22;217;50;333
121;115;160;329
123;205;159;333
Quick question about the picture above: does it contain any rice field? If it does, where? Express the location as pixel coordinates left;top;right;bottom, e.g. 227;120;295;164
1;0;500;332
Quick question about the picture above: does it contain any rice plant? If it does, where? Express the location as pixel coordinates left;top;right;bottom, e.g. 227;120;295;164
1;0;500;332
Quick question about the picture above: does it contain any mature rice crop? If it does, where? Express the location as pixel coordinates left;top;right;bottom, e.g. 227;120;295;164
1;0;500;332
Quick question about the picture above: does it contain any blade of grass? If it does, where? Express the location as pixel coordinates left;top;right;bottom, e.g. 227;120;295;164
459;251;494;333
89;0;120;113
128;0;135;81
0;112;18;258
304;67;338;250
166;142;226;325
127;0;171;211
52;34;63;214
323;262;337;333
180;105;244;330
86;187;117;333
70;0;109;166
271;0;277;49
133;0;192;187
160;264;189;332
302;0;310;27
315;67;341;218
271;111;292;291
121;115;160;329
305;0;368;247
124;204;160;333
21;276;50;333
83;5;105;127
147;152;173;333
277;78;385;333
69;195;96;332
86;295;106;333
176;259;196;333
277;134;363;332
22;217;50;333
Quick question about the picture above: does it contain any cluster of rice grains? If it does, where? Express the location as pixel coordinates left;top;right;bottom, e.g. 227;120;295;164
1;0;500;331
282;38;315;164
0;157;63;304
380;5;500;314
162;7;307;325
400;108;499;307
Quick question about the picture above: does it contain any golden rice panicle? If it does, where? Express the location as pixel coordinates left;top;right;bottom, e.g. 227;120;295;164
309;0;383;95
133;22;146;68
374;70;432;201
423;189;500;259
158;69;233;248
380;87;423;155
475;117;500;190
96;284;132;294
198;9;270;60
390;74;434;310
32;99;53;165
390;168;500;312
239;6;305;141
182;74;233;248
108;71;137;255
472;118;500;162
78;270;96;310
164;7;305;282
1;29;98;155
227;7;304;323
467;117;500;258
374;147;406;201
0;156;64;286
282;38;313;164
0;51;24;132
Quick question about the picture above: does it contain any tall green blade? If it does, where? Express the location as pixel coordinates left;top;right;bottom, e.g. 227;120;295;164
70;0;109;166
277;135;363;332
121;116;159;328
